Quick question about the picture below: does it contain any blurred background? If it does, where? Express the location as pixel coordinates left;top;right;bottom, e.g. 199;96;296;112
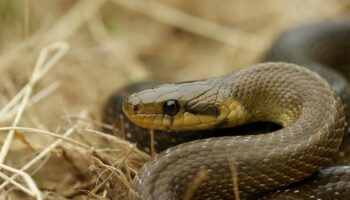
1;0;349;127
0;0;350;199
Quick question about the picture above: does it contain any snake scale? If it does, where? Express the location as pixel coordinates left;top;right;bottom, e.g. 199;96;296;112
103;19;350;199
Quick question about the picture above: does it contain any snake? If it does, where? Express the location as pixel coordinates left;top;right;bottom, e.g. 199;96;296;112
103;19;350;199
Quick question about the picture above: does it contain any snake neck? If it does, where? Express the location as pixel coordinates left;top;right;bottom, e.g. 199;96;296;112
219;65;303;128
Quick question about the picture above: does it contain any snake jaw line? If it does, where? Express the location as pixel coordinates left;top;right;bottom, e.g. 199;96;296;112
123;83;251;130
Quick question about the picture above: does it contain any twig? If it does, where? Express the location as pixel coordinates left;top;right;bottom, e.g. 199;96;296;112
0;111;84;191
84;129;134;148
65;116;118;132
0;127;91;150
85;146;135;199
27;153;51;177
29;81;60;106
0;172;33;197
0;164;42;200
0;81;60;121
0;88;26;117
111;0;269;51
0;42;69;164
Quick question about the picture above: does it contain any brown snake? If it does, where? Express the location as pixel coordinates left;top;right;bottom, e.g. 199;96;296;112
103;20;350;199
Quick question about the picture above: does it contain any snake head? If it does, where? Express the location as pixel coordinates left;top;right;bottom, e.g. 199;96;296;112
122;81;247;131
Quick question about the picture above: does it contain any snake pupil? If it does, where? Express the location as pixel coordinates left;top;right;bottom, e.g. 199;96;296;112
163;100;180;116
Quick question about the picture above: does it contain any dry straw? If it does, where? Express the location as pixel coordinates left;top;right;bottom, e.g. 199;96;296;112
0;0;347;199
0;41;70;164
0;41;70;199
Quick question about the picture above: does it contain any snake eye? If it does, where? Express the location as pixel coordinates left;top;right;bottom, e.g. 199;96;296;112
163;100;180;116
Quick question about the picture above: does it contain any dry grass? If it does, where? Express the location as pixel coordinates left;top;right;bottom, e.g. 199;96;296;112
0;0;349;199
183;168;207;200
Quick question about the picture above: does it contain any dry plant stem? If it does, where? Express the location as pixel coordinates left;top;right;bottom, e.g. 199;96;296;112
14;131;36;152
0;173;33;197
0;164;42;200
183;168;207;200
0;88;26;117
84;129;151;167
26;153;51;177
0;119;81;191
149;129;156;157
0;42;68;118
85;146;135;199
0;127;91;150
124;161;133;182
84;129;136;149
23;113;48;133
0;0;106;70
29;81;60;106
102;190;108;198
0;42;70;164
3;76;17;96
66;116;117;132
0;73;60;117
63;179;97;198
230;158;240;200
1;82;61;121
95;164;129;190
111;0;268;51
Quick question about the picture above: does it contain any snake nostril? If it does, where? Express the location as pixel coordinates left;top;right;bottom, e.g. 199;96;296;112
133;105;139;113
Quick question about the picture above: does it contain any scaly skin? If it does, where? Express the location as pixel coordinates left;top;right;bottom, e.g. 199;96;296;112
123;63;345;199
267;19;350;165
103;19;350;199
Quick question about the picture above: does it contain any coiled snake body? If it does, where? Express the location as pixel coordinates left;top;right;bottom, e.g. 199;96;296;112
104;20;350;199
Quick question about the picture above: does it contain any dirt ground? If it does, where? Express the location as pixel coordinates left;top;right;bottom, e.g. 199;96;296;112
0;0;349;199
